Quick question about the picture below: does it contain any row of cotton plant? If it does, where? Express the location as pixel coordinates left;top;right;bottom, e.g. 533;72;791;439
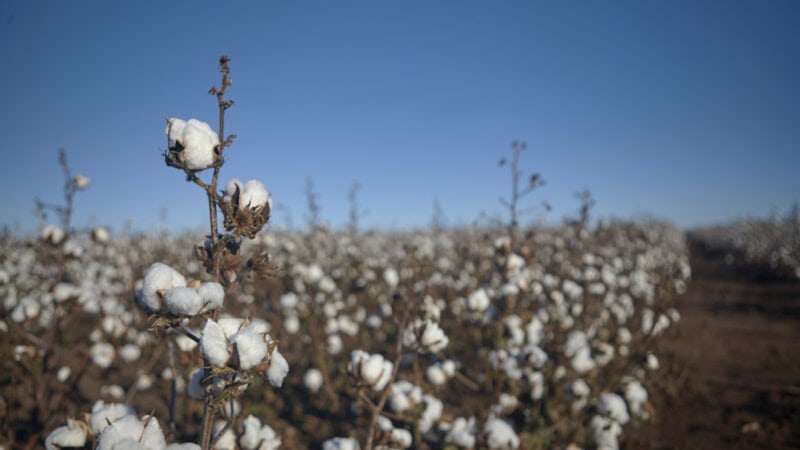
2;217;690;448
690;213;800;279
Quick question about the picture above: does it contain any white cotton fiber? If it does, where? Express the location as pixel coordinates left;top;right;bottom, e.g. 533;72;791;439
139;263;186;313
197;282;225;311
167;444;201;450
96;414;144;450
201;320;230;367
90;401;136;434
304;368;323;393
484;419;519;449
45;419;88;450
266;348;289;387
169;118;218;170
232;329;267;370
164;286;204;316
218;317;245;337
239;415;262;450
224;178;244;203
597;393;630;425
241;180;270;211
140;415;167;450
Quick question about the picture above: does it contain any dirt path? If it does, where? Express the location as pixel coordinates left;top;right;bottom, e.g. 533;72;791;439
623;241;800;450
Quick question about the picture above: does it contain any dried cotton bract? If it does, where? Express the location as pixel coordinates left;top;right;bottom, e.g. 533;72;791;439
221;178;272;238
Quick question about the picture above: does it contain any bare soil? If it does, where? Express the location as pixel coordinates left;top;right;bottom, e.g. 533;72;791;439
623;240;800;450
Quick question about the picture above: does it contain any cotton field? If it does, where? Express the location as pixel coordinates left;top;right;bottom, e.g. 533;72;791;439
0;218;691;450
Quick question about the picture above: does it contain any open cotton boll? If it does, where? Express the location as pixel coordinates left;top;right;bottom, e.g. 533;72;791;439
45;419;88;450
266;348;289;387
443;417;477;448
597;393;630;425
484;419;520;449
212;420;237;450
164;286;204;316
201;320;231;367
139;415;167;450
96;414;144;450
239;415;263;450
468;288;491;312
322;437;360;450
91;342;115;369
90;401;136;434
241;180;271;211
139;263;186;313
196;282;225;311
304;368;323;393
232;329;268;370
175;118;219;170
590;415;621;450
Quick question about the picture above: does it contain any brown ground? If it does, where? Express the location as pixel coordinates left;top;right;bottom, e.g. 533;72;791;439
623;241;800;450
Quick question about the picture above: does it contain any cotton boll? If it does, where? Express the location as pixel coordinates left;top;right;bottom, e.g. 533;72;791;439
484;419;519;449
426;364;448;386
119;344;141;362
174;119;219;170
322;437;360;450
140;415;167;450
96;414;144;450
597;393;630;425
196;282;225;312
383;268;399;289
90;401;136;435
232;329;268;370
468;288;491;312
91;342;115;369
645;352;659;371
212;420;236;450
284;314;300;334
100;385;125;400
241;180;270;211
304;368;323;393
201;320;230;367
443;417;477;448
267;348;289;387
139;263;186;313
45;419;88;450
390;427;412;448
57;365;71;382
624;379;649;418
217;317;245;337
327;334;343;355
239;415;262;450
164;286;204;316
590;415;621;450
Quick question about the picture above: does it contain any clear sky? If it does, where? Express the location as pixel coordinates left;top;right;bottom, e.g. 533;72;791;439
1;0;798;234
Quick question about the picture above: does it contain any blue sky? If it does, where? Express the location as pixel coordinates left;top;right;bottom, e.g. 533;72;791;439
1;0;798;234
